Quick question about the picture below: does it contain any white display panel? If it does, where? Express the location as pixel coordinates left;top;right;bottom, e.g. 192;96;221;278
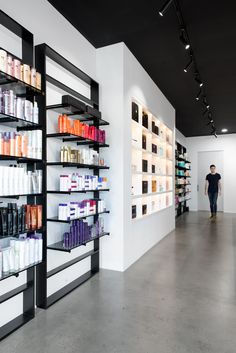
131;99;173;220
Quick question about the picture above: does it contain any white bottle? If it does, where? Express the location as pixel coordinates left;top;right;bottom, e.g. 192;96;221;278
14;240;20;271
33;101;39;123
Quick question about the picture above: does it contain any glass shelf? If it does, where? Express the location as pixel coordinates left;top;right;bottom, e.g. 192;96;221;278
46;103;109;126
47;189;109;194
47;210;110;223
0;112;41;130
47;232;109;252
46;133;109;147
0;155;43;163
0;227;44;239
175;165;191;171
0;70;43;96
0;193;42;199
47;161;109;169
0;261;42;282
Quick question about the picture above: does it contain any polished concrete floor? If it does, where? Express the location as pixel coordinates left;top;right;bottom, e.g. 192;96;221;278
1;211;236;353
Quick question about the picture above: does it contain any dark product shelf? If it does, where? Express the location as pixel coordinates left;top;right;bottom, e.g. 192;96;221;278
175;174;191;178
47;232;109;252
0;155;43;163
47;189;109;194
0;261;42;282
46;132;108;147
0;70;43;96
47;161;109;169
46;103;109;126
0;112;42;130
47;210;110;223
0;227;44;239
0;193;43;199
176;157;191;163
175;165;191;171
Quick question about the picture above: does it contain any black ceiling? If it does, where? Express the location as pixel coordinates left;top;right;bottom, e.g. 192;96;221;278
48;0;236;137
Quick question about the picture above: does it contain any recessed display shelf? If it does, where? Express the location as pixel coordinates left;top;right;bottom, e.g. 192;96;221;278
0;193;42;199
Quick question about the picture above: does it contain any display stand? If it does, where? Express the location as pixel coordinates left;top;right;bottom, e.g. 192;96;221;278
131;99;173;220
175;142;191;217
0;10;45;340
35;44;110;308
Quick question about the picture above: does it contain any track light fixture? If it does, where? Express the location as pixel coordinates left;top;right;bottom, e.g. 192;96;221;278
203;96;210;109
184;56;193;73
195;76;203;87
180;28;190;50
202;108;209;116
196;88;202;101
158;0;174;16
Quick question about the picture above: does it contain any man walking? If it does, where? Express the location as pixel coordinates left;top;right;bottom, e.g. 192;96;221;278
205;164;221;219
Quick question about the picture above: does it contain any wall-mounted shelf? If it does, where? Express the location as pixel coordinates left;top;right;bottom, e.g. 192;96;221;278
47;161;109;169
46;103;109;126
0;261;42;282
46;133;108;146
47;232;109;253
0;193;43;199
35;43;110;310
47;210;110;223
0;70;43;96
0;10;46;340
175;141;191;217
0;112;42;130
47;189;109;194
0;155;43;163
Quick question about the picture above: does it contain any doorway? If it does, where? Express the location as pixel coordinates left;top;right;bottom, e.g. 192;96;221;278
197;151;224;211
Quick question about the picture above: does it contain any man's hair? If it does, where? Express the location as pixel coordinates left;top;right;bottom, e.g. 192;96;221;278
210;164;216;168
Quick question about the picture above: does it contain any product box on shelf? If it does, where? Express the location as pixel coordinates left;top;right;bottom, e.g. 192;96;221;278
142;159;148;173
142;112;148;129
142;181;148;194
132;101;139;122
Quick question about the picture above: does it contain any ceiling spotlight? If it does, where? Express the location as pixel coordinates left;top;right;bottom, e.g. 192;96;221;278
207;118;214;125
180;28;190;50
196;88;202;101
221;128;228;133
184;57;193;73
203;97;210;110
195;76;203;87
158;0;174;16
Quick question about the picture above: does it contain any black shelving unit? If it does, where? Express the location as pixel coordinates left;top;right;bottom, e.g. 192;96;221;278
35;44;110;309
175;142;191;217
0;10;45;341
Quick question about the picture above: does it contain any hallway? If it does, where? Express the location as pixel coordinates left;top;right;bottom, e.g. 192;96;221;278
1;211;236;353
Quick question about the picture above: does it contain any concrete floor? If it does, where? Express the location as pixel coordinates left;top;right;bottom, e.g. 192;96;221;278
1;211;236;353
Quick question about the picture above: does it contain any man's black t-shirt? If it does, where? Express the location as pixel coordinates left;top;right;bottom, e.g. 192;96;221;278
206;173;221;193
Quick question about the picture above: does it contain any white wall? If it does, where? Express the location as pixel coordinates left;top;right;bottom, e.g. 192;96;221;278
0;0;96;77
97;43;175;271
187;134;236;213
176;128;187;147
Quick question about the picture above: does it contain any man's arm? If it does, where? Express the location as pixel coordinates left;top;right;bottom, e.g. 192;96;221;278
205;180;209;195
218;180;222;195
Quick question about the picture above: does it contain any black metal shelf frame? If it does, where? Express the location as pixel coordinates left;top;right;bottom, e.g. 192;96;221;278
175;141;191;218
0;9;46;341
35;43;110;309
